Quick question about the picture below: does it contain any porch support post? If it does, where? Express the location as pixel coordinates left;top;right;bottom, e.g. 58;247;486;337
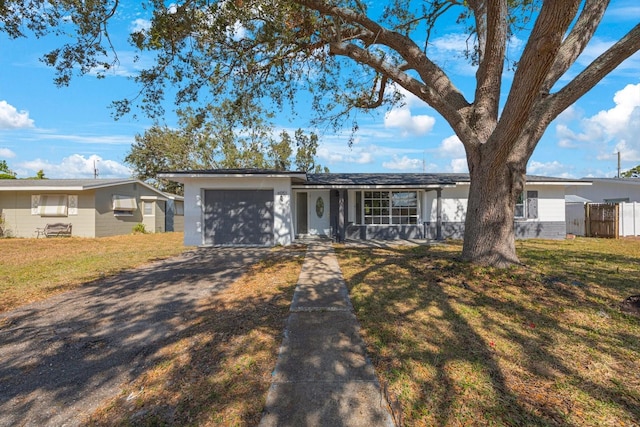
338;189;345;242
436;188;443;241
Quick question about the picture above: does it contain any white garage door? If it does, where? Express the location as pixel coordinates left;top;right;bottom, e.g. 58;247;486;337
203;190;274;246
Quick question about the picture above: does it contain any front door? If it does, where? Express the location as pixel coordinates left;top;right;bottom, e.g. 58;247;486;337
308;190;331;236
296;192;308;235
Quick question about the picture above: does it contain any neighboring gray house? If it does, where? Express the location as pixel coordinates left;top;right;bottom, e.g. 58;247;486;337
158;169;588;247
0;179;184;238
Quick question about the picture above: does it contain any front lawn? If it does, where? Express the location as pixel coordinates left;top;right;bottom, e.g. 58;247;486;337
336;238;640;426
0;233;190;313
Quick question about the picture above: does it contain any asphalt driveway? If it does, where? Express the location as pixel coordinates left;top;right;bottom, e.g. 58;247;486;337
0;247;271;427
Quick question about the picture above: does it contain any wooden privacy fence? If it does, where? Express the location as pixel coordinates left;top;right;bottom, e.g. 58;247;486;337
586;203;619;238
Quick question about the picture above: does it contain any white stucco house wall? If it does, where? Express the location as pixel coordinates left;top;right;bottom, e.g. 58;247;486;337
565;178;640;237
159;169;588;247
566;178;640;203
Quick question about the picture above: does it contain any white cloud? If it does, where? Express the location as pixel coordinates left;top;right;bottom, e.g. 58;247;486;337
528;160;573;178
438;135;465;158
88;50;155;78
576;38;640;74
0;101;35;129
606;5;640;21
588;83;640;136
227;21;248;41
18;154;132;179
432;33;469;52
384;107;436;136
449;158;468;173
429;34;477;76
130;18;151;33
30;130;134;145
381;155;422;171
555;83;640;159
316;143;374;165
0;148;16;158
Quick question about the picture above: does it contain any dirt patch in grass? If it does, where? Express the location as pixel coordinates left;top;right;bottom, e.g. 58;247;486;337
85;246;305;426
336;238;640;426
0;233;190;313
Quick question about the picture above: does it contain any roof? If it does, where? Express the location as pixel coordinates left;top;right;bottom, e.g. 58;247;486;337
158;170;588;187
304;173;461;188
302;173;588;188
566;195;592;203
0;178;138;191
159;168;308;183
581;177;640;185
0;178;180;199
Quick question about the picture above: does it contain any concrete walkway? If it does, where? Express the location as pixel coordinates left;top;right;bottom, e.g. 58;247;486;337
259;242;396;427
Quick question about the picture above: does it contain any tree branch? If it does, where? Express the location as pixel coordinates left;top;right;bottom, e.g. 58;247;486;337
541;0;610;93
547;23;640;127
296;0;471;130
490;0;581;163
329;41;477;144
472;0;507;138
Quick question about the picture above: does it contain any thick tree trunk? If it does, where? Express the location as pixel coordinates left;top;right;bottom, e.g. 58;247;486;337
461;160;524;267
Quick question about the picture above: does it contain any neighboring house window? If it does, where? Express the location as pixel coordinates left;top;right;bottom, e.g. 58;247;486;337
113;195;137;216
515;190;538;219
143;201;153;216
28;194;81;217
362;191;419;225
38;194;69;217
175;201;184;216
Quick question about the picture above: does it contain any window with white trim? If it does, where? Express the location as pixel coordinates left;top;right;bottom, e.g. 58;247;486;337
143;201;153;216
174;201;184;216
113;195;137;216
515;190;538;219
31;194;72;217
362;191;419;225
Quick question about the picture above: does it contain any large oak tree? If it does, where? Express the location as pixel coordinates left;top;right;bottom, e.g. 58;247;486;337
3;0;639;266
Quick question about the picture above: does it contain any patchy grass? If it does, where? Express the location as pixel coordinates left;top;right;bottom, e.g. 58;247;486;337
0;233;189;313
335;238;640;426
85;246;305;426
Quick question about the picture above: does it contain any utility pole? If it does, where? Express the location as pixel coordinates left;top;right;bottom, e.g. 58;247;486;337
93;160;99;179
617;152;621;178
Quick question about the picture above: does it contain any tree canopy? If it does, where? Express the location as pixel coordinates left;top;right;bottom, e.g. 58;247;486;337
125;109;326;194
0;160;16;180
622;165;640;178
3;1;639;266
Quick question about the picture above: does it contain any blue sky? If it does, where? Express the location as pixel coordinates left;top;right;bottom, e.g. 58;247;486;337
0;2;639;179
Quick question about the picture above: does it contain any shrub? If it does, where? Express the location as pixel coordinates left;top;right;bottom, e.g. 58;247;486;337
132;223;147;234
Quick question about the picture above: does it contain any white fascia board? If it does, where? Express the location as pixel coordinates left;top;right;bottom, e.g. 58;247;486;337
140;195;168;201
80;180;137;190
0;185;86;191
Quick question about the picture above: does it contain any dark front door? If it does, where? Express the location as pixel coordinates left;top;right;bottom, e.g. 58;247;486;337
296;192;308;235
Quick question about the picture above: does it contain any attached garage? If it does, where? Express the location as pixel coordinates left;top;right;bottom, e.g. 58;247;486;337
203;189;274;246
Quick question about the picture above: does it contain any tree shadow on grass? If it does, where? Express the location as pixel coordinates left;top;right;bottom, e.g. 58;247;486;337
335;242;640;426
0;246;304;427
